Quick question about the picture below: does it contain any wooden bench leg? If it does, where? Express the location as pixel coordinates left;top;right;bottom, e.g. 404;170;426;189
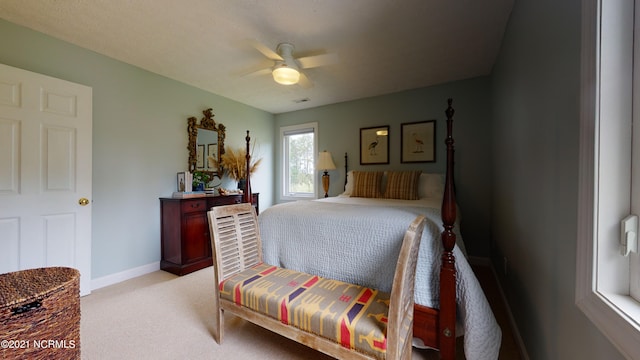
213;297;223;344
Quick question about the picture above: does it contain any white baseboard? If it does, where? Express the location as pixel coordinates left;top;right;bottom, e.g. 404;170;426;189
90;261;160;291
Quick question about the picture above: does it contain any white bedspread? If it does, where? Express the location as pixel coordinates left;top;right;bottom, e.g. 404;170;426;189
258;197;501;360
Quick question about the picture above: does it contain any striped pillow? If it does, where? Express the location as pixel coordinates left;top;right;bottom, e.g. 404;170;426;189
384;170;422;200
350;171;383;198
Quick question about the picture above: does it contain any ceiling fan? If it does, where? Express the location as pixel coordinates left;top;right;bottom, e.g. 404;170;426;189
243;40;339;87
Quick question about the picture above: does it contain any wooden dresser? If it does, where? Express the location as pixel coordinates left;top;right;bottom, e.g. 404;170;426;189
159;193;259;275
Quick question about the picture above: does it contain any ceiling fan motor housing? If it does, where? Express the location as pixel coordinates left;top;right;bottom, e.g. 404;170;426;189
276;43;299;69
272;44;300;85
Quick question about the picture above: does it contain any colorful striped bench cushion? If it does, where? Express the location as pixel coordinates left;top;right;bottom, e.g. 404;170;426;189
219;263;403;359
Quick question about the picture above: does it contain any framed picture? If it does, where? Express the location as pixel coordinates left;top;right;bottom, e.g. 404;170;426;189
176;172;186;192
360;126;389;165
207;143;218;170
401;120;436;163
196;144;205;169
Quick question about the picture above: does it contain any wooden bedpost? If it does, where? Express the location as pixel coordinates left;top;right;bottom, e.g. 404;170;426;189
244;130;252;204
439;98;457;360
344;152;348;189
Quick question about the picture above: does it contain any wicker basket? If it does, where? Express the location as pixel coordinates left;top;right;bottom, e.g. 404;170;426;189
0;267;80;360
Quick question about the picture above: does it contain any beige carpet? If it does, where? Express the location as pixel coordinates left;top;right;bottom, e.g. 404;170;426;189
80;267;448;359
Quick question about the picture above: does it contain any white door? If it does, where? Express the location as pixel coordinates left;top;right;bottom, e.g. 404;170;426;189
0;63;92;295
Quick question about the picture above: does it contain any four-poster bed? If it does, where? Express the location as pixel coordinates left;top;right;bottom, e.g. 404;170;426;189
239;99;500;359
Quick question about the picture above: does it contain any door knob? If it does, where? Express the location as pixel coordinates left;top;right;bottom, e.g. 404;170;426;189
78;198;90;206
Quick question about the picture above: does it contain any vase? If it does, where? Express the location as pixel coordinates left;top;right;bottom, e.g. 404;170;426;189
194;183;204;191
237;178;247;191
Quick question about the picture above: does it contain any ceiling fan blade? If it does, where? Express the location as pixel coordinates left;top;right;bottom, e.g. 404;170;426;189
296;53;339;69
297;72;313;88
246;39;283;61
235;58;273;77
242;67;272;78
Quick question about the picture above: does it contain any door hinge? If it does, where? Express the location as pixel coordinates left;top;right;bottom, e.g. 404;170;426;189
621;214;638;256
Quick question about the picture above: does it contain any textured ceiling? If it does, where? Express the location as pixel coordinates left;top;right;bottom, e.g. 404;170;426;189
0;0;513;114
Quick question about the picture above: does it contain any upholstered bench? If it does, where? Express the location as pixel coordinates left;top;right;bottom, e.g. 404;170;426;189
208;203;425;360
220;262;394;358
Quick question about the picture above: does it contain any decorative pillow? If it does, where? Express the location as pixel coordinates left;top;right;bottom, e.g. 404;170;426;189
418;173;445;199
383;170;422;200
350;171;383;198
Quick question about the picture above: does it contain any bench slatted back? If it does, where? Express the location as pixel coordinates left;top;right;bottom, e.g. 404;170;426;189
387;215;425;359
209;203;262;283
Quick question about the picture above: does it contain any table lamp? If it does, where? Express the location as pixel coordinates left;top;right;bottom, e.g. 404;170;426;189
317;150;336;197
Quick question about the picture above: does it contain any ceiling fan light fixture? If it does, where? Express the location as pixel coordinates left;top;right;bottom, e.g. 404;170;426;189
272;64;300;85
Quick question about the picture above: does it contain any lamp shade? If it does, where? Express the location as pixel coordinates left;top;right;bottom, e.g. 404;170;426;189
272;65;300;85
317;151;336;171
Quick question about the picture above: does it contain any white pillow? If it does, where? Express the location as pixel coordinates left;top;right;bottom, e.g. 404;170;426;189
342;171;354;195
419;173;445;199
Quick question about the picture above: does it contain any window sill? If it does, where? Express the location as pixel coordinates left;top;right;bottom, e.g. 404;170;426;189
577;290;640;359
280;194;316;202
601;293;640;329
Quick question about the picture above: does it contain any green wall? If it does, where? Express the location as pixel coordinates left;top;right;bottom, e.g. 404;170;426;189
490;0;623;359
0;19;275;280
275;77;493;257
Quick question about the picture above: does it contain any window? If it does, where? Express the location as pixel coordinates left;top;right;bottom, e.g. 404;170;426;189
631;0;640;302
576;0;640;358
280;122;318;200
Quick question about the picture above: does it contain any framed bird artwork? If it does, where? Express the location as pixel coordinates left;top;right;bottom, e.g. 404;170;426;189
360;125;389;165
401;120;436;163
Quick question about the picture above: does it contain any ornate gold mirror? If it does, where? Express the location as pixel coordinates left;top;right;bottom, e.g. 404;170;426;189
187;108;226;177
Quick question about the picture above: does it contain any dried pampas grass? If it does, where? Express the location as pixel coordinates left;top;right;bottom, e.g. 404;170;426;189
217;146;262;181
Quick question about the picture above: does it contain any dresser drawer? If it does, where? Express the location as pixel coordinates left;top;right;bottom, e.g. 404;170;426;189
181;199;207;213
210;195;243;206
